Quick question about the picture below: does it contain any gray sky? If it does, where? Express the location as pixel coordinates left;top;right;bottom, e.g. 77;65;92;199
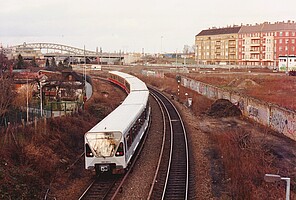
0;0;296;53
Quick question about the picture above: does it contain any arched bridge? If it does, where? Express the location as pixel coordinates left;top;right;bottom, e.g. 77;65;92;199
11;42;123;58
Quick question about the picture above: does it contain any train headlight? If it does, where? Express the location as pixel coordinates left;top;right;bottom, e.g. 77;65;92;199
115;142;124;157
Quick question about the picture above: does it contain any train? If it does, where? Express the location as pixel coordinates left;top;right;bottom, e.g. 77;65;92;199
84;71;150;174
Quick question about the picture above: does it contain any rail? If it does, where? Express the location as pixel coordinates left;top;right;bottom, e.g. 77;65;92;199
148;87;189;200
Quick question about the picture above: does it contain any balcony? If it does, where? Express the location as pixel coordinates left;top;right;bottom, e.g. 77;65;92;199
250;49;260;54
250;42;260;46
229;42;236;47
215;44;221;47
215;48;221;53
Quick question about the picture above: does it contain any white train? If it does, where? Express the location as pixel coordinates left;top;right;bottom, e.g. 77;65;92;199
84;71;150;174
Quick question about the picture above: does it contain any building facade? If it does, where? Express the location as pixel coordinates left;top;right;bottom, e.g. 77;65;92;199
195;21;296;69
195;26;241;65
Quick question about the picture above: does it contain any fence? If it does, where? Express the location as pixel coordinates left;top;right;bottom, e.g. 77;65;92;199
182;77;296;141
0;101;82;128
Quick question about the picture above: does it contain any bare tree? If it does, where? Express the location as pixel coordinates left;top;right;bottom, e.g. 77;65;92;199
15;54;26;69
0;50;12;74
0;74;16;119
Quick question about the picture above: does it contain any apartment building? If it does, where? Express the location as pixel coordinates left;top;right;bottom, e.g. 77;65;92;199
195;21;296;69
195;26;241;65
239;21;296;67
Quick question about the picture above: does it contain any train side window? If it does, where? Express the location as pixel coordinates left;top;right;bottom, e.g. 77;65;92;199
126;82;130;92
126;133;132;149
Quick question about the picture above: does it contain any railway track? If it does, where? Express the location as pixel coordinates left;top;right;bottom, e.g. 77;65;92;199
78;175;119;200
79;86;188;200
148;87;189;200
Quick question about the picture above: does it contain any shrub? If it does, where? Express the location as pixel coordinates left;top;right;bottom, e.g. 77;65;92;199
212;129;285;199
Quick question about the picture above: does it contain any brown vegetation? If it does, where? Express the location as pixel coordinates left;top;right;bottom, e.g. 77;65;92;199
0;75;16;120
0;78;126;199
211;129;285;199
185;71;296;111
139;73;295;199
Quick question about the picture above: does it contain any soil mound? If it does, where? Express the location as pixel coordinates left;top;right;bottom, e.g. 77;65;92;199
228;78;260;89
207;99;242;118
237;79;260;89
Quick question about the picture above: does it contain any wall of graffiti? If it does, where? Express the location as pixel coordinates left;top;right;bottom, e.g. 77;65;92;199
182;77;296;141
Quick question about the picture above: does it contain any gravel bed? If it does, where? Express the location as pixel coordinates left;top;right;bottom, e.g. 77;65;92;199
115;95;164;199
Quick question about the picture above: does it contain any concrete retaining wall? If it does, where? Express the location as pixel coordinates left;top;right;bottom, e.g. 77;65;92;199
182;77;296;141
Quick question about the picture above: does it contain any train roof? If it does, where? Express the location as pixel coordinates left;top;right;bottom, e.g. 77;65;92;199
87;103;145;134
109;71;148;92
127;77;148;92
122;91;149;105
109;71;134;79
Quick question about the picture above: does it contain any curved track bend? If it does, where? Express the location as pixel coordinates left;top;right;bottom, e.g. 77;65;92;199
148;87;189;200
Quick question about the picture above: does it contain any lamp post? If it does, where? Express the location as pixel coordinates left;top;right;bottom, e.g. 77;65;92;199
176;49;178;64
195;44;199;70
161;36;163;54
195;45;197;63
84;45;86;86
286;38;290;75
38;75;46;117
26;76;29;122
264;174;290;200
39;81;45;117
177;79;180;100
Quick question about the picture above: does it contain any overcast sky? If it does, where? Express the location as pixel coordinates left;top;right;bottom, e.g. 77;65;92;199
0;0;296;53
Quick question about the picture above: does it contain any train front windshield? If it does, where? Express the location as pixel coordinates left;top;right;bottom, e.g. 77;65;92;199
86;132;122;157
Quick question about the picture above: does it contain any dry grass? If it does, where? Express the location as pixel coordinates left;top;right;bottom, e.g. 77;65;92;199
186;72;296;110
210;128;295;199
0;78;126;199
140;73;295;199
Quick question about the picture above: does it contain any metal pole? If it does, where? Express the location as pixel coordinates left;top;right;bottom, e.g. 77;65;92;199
175;49;178;68
40;83;43;117
177;80;180;100
84;45;86;86
161;36;163;54
195;45;199;70
26;76;29;122
281;177;290;200
286;39;289;74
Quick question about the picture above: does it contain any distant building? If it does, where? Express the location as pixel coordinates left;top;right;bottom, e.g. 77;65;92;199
6;45;44;60
195;21;296;68
278;56;296;71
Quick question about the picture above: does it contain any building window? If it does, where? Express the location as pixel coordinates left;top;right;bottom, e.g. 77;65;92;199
292;39;295;44
279;39;282;44
280;32;283;36
286;32;289;36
